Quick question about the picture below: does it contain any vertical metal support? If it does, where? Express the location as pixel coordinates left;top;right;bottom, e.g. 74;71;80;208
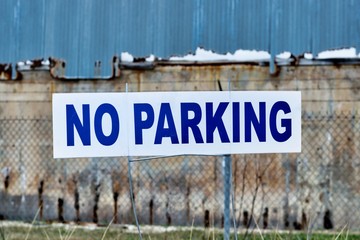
223;154;232;240
269;0;279;75
125;83;142;240
127;156;143;240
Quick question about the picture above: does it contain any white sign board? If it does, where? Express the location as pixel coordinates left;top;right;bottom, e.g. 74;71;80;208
52;91;301;158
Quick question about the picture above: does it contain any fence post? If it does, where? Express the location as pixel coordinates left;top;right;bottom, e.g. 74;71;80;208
223;154;232;240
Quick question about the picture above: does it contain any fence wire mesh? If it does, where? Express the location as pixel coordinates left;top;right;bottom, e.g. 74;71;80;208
0;113;359;231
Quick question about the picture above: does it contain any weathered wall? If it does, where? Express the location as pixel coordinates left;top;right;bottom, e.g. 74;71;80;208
2;63;360;118
1;63;360;229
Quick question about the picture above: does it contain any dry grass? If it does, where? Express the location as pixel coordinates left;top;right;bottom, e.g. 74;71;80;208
0;220;358;240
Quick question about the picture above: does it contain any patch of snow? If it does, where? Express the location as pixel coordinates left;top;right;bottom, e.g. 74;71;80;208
232;49;270;61
170;47;270;62
304;53;313;59
25;60;33;65
276;51;291;59
146;54;156;62
121;52;134;62
41;59;50;65
317;47;358;59
17;61;25;66
119;47;360;65
169;48;225;61
169;48;360;62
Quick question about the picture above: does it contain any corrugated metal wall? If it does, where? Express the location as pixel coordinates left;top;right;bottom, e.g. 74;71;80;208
0;0;359;77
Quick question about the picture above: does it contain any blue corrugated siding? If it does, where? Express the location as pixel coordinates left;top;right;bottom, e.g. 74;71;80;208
0;0;359;77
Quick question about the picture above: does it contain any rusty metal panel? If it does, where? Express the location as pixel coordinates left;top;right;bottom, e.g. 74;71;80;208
0;0;359;78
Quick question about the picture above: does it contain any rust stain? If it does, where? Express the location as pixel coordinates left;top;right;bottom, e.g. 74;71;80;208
38;180;44;220
66;176;76;194
94;61;101;77
0;63;12;80
30;58;45;69
49;57;66;79
2;167;11;191
112;56;121;78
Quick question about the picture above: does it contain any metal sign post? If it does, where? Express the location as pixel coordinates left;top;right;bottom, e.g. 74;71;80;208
223;154;232;240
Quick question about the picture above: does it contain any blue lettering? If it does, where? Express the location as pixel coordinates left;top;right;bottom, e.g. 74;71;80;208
94;103;119;146
181;103;204;144
233;102;240;142
245;102;266;142
155;103;179;144
270;101;292;142
66;104;91;146
206;102;230;143
134;103;154;144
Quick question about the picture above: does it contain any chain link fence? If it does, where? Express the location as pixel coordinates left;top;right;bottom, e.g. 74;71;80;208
0;113;359;231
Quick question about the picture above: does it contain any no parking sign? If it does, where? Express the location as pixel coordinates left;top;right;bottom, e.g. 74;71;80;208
52;91;301;158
